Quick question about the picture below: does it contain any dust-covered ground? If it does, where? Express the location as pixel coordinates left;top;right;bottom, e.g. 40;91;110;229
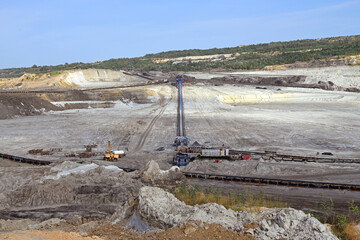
0;66;360;221
1;84;360;161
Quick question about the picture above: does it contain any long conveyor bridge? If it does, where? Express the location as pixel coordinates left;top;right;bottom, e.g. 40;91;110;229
1;152;359;191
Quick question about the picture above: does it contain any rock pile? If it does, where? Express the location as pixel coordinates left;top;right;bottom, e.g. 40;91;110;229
0;162;142;216
140;160;184;187
132;186;338;240
0;161;339;239
251;208;336;239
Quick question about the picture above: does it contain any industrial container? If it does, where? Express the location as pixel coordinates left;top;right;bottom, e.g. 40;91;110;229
201;149;221;156
113;150;125;156
225;149;229;156
220;149;225;156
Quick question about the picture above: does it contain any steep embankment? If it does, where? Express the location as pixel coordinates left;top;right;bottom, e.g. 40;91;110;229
0;69;154;119
0;94;60;119
185;65;360;92
0;161;339;239
0;69;148;90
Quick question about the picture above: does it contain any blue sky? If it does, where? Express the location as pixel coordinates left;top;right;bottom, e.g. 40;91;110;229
0;0;359;69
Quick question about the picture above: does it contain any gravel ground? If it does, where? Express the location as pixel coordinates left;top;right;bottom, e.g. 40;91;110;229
1;72;360;215
1;83;360;173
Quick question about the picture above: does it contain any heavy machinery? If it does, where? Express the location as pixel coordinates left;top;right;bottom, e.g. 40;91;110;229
172;75;250;166
104;140;125;161
175;75;189;146
173;75;190;166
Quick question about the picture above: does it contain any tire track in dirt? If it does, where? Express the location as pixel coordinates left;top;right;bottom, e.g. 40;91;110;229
133;92;173;152
190;87;235;144
201;87;258;146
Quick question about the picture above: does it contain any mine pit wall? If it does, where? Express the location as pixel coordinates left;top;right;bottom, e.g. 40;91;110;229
36;89;155;103
0;69;149;89
0;93;61;119
60;69;153;88
0;166;143;221
185;65;360;92
216;90;358;105
64;69;137;83
184;75;340;91
0;88;157;119
1;68;358;119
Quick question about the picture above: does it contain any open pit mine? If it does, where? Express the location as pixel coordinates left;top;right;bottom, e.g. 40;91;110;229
1;66;360;239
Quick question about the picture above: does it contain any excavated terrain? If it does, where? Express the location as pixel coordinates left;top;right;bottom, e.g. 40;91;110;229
0;184;339;239
0;66;359;238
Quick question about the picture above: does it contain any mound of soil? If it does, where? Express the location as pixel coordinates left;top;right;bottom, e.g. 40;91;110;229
0;222;252;240
39;90;91;101
0;93;59;119
0;162;143;221
88;221;252;240
0;230;103;240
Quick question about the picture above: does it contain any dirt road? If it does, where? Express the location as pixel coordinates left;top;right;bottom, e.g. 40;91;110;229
1;80;360;216
134;92;173;152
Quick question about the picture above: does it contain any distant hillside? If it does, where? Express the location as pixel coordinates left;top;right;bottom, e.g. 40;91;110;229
1;35;360;78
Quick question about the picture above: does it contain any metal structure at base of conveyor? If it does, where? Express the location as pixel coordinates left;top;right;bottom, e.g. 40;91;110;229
173;75;190;166
172;75;252;166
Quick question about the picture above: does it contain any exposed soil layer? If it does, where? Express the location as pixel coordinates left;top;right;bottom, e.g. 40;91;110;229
89;221;253;240
0;88;156;119
0;82;359;214
0;205;115;222
0;93;60;119
0;186;338;239
38;89;154;103
185;65;360;92
0;162;144;222
0;67;359;239
184;74;330;89
0;69;149;89
0;230;103;240
0;222;253;240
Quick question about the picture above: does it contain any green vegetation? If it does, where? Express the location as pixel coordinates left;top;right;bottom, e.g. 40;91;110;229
1;35;360;78
314;194;336;224
173;187;360;239
48;71;62;77
310;195;360;240
347;200;360;222
172;184;288;212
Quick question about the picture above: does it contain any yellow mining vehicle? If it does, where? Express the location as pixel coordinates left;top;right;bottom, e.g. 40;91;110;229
104;140;125;161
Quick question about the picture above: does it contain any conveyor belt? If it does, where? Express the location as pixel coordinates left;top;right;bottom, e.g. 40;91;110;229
183;172;360;191
2;152;359;191
0;153;52;165
231;150;360;164
175;75;187;139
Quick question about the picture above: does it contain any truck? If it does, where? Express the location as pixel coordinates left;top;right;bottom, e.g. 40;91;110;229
104;140;125;161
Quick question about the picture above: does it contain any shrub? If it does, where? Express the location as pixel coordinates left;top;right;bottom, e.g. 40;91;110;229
347;201;360;222
172;185;287;212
